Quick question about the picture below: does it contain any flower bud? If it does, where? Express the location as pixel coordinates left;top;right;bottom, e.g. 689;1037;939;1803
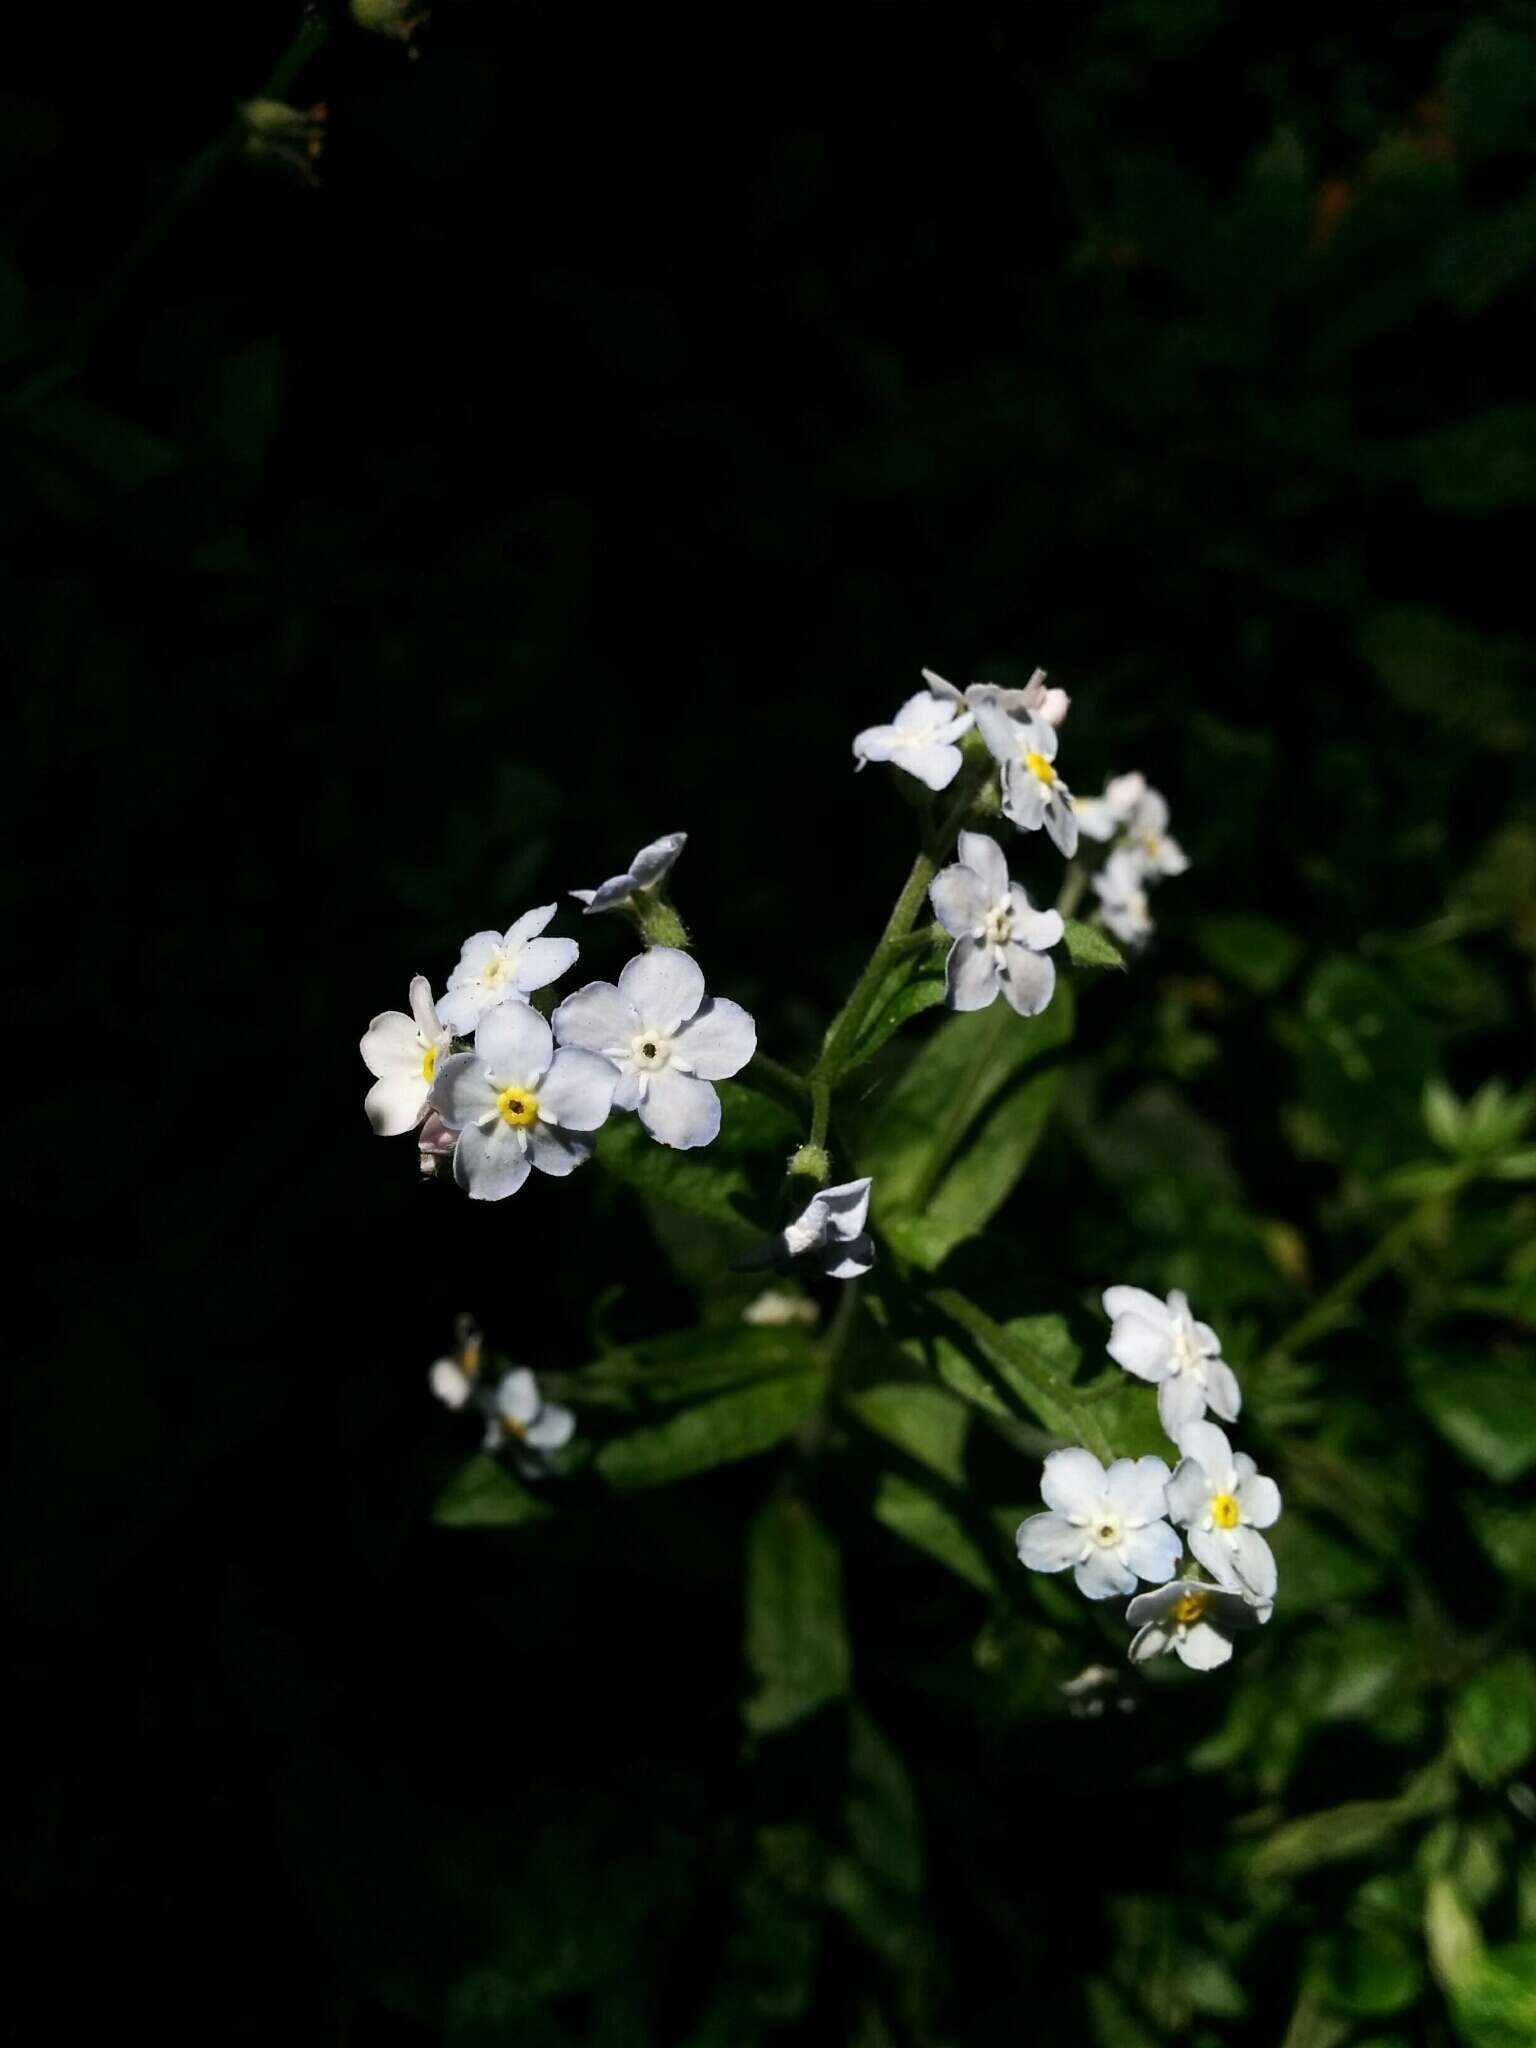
239;100;327;187
417;1110;457;1176
787;1142;830;1186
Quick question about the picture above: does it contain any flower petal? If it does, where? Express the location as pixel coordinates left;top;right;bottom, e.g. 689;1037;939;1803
1121;1519;1182;1584
998;944;1055;1017
1175;1421;1236;1490
1043;792;1079;858
821;1232;876;1279
1177;1622;1234;1670
1103;1286;1170;1327
503;903;558;946
407;976;440;1039
538;1047;618;1132
852;722;899;765
972;697;1023;767
629;831;686;884
524;1121;593;1178
1230;1527;1278;1603
1105;1455;1173;1525
1075;1546;1137;1600
1007;890;1064;952
553;980;638;1057
523;1400;576;1450
897;741;963;791
1002;769;1047;831
639;1067;721;1149
1107;1313;1172;1382
892;690;944;733
1016;1512;1085;1573
453;1120;531;1200
1039;1446;1108;1519
512;935;580;994
1129;1622;1174;1663
956;830;1009;901
1187;1527;1242;1589
1126;1581;1192;1628
430;1052;499;1132
1164;1457;1210;1527
618;946;705;1033
929;862;990;937
365;1071;429;1136
429;1361;472;1409
360;1009;420;1079
673;996;756;1080
1205;1358;1243;1423
497;1369;541;1426
945;936;999;1011
818;1178;872;1239
475;1002;554;1087
1235;1470;1281;1529
1157;1370;1208;1436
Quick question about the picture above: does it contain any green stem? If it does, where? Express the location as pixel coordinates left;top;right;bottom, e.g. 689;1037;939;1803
1254;1201;1434;1372
1054;861;1088;921
742;1050;809;1111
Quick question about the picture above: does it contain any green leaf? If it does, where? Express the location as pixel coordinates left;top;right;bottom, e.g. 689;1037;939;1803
1250;1782;1450;1882
433;1454;552;1529
872;1473;994;1592
825;1708;927;1961
1194;913;1303;994
743;1497;850;1736
844;935;949;1071
1463;1496;1536;1590
1356;610;1529;753
1300;959;1438;1176
597;1371;821;1489
1411;1355;1536;1481
1308;1924;1424;2018
1451;1654;1536;1787
595;1080;796;1238
926;1309;1082;1432
1064;919;1125;971
846;1383;970;1484
864;985;1074;1269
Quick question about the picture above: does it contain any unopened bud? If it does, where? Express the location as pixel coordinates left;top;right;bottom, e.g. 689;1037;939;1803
787;1143;830;1186
418;1110;457;1177
239;100;327;187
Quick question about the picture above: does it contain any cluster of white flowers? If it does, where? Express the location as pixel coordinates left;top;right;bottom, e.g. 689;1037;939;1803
428;1317;575;1476
1076;771;1189;947
359;836;757;1198
1017;1285;1280;1672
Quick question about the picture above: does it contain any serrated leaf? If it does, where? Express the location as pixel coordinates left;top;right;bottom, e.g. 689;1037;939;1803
596;1370;821;1489
433;1454;552;1528
864;985;1074;1269
743;1497;849;1736
1064;919;1125;970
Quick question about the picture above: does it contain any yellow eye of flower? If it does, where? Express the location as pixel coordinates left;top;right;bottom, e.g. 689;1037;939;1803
421;1045;438;1082
502;1414;527;1439
1173;1590;1207;1626
1025;750;1056;786
1211;1492;1241;1530
497;1086;539;1127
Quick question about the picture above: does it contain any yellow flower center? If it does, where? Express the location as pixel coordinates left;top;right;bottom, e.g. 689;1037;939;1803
1025;750;1056;786
501;1414;527;1439
1173;1590;1207;1626
420;1045;438;1083
1211;1492;1241;1530
497;1085;539;1127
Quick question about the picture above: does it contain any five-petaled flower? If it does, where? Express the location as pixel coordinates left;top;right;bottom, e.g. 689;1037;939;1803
571;832;687;917
1126;1577;1268;1670
554;946;756;1151
929;830;1064;1016
853;687;974;792
752;1177;877;1280
1077;772;1188;879
972;701;1079;856
1166;1420;1281;1606
360;975;454;1135
437;907;579;1035
430;1003;616;1200
1016;1447;1182;1599
482;1367;576;1474
1093;848;1155;948
1102;1284;1241;1436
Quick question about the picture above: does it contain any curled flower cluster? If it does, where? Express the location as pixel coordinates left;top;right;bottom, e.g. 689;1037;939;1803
359;836;757;1197
1017;1286;1281;1672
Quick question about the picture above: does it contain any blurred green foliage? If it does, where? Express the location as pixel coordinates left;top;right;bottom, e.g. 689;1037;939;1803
8;3;1536;2043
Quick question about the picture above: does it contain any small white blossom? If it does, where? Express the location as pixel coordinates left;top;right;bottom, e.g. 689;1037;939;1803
428;1314;484;1409
1075;771;1150;844
972;700;1079;856
765;1177;877;1279
1093;849;1155;948
929;830;1063;1017
1126;1578;1268;1670
430;1002;616;1200
437;906;579;1034
571;832;687;916
853;687;974;793
553;946;756;1151
1077;773;1189;879
1166;1421;1281;1606
742;1288;821;1329
924;665;1070;727
1016;1447;1181;1600
360;976;454;1136
1102;1285;1241;1436
483;1367;576;1475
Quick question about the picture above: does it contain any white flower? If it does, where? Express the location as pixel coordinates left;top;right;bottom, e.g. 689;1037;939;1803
1075;771;1149;844
553;946;756;1151
923;665;1070;727
1102;1285;1241;1436
776;1177;877;1279
360;976;454;1136
571;832;687;916
483;1367;576;1475
1166;1421;1281;1606
1092;849;1154;947
972;701;1079;856
853;687;974;793
430;1003;617;1200
428;1314;483;1409
1126;1578;1268;1670
929;830;1063;1017
1077;773;1189;879
1016;1447;1181;1600
437;906;579;1034
742;1288;821;1329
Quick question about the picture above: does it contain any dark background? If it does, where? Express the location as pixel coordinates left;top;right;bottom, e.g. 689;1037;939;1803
7;4;1533;2041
